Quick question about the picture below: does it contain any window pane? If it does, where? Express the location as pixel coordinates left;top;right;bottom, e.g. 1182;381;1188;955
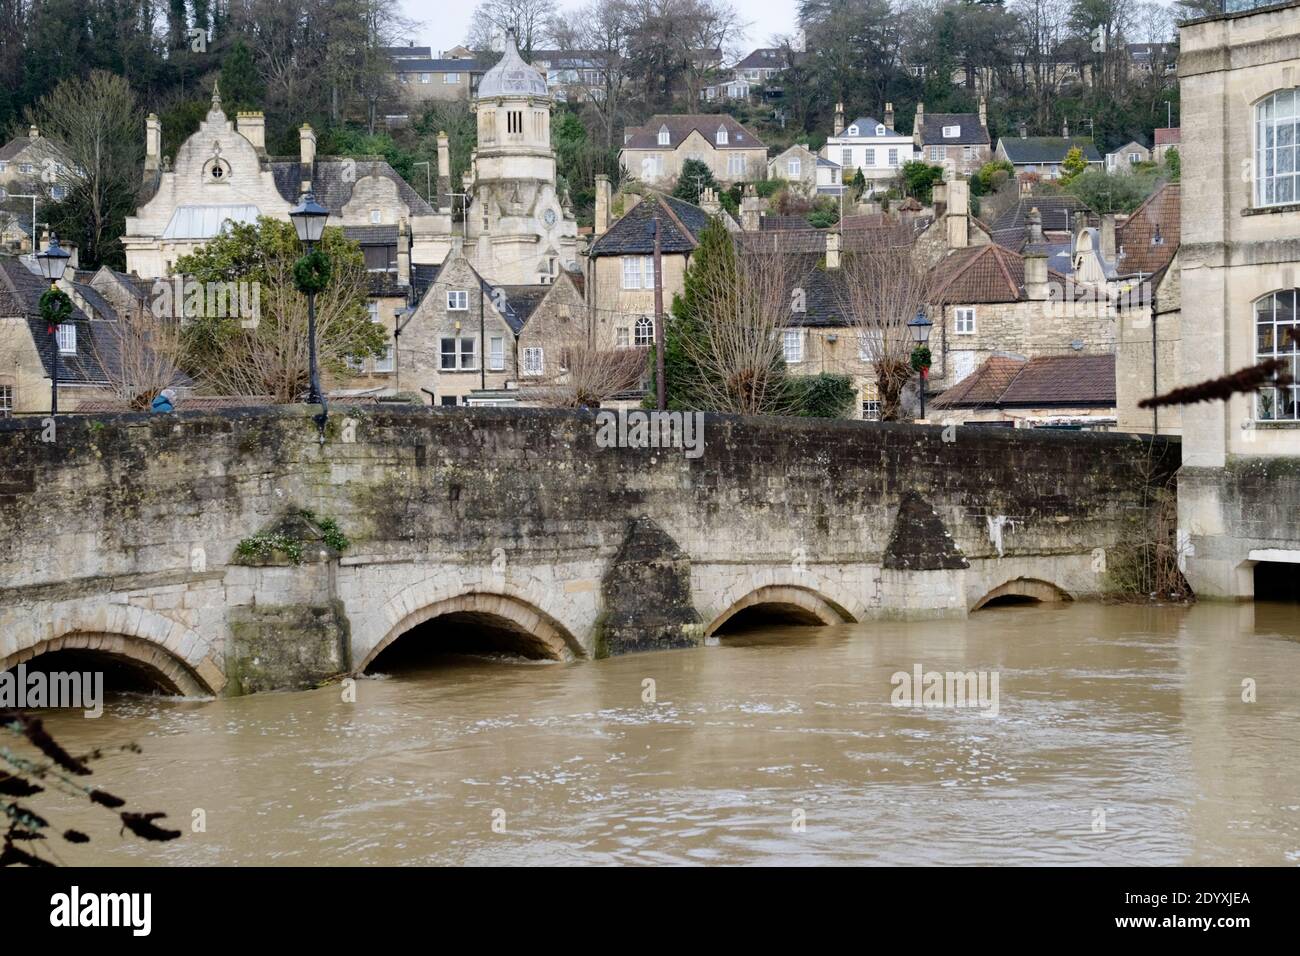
440;338;456;369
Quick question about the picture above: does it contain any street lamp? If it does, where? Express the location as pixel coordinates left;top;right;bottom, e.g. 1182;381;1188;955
289;191;329;435
908;307;933;421
35;233;71;415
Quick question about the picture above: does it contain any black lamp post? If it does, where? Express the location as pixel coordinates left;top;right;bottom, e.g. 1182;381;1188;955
908;307;933;421
35;233;71;415
289;191;329;433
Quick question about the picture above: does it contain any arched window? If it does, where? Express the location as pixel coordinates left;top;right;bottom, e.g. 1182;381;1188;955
716;125;729;146
1254;289;1299;421
1256;90;1299;207
634;315;654;346
658;124;670;146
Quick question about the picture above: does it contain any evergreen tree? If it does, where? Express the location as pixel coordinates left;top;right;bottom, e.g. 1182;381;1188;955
672;158;718;206
220;40;264;114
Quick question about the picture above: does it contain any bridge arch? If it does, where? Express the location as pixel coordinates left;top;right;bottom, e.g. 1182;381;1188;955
360;590;581;671
705;584;857;636
0;632;212;697
971;577;1073;611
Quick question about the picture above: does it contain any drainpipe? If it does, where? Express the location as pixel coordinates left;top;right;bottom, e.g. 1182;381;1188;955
480;284;486;391
1150;283;1159;436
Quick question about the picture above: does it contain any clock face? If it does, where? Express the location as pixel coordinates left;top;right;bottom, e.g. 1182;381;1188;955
544;208;557;227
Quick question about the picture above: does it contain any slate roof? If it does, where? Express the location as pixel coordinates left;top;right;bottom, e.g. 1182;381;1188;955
343;225;400;245
783;257;850;327
733;48;789;70
269;159;435;217
389;59;486;73
916;112;989;147
382;46;433;58
990;196;1095;250
496;285;550;326
999;136;1103;165
929;243;1071;304
623;114;764;151
933;354;1115;408
0;259;112;385
588;194;715;257
72;282;118;321
1114;182;1180;277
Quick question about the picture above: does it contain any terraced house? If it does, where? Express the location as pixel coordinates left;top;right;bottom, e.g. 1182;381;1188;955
620;114;767;187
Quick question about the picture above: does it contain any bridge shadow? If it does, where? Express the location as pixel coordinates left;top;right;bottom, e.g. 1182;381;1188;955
707;585;856;638
971;577;1073;611
1;634;208;697
365;610;562;673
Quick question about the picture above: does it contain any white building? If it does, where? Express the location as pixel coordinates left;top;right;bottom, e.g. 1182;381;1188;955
822;103;914;194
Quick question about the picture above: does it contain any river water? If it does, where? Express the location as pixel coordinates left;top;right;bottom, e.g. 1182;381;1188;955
32;601;1300;866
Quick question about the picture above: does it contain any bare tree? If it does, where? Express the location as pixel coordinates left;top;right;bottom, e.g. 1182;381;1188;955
468;0;560;54
524;302;648;407
835;238;932;421
90;296;188;410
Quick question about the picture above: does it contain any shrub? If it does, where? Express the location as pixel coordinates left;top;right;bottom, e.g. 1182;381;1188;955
784;374;856;418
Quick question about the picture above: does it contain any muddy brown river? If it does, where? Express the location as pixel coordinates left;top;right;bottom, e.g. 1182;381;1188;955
31;601;1300;865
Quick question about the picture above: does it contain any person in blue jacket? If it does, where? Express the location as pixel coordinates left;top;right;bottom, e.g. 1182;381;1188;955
151;388;177;413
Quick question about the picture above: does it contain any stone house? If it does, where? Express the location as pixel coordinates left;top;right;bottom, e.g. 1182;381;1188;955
1106;140;1152;171
913;101;992;179
620;114;767;188
995;123;1103;181
1171;1;1300;598
824;103;916;194
586;186;725;350
1152;127;1181;163
768;144;842;196
390;53;484;103
931;353;1116;429
0;257;117;415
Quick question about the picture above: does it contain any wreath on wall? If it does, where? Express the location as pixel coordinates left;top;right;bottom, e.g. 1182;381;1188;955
293;249;332;296
910;344;932;375
39;286;73;332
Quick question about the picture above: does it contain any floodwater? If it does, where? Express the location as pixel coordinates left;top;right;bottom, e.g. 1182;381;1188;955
28;601;1300;866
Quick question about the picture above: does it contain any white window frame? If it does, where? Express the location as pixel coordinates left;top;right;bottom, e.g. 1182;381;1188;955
420;73;430;84
374;343;394;373
522;346;544;376
864;148;875;167
955;307;976;335
616;327;630;348
728;153;745;177
622;256;654;290
841;147;853;167
888;148;899;167
447;290;469;311
444;72;459;84
658;125;670;146
929;145;944;162
634;315;654;346
876;125;886;136
369;209;381;224
787;158;801;178
847;126;859;137
942;125;961;139
489;336;505;371
716;126;729;145
56;323;76;354
1256;90;1298;208
0;383;11;418
783;329;803;364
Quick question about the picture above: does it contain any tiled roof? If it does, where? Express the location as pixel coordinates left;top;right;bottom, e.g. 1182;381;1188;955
932;356;1026;408
623;114;765;150
933;354;1115;408
343;225;400;245
588;194;714;257
930;243;1071;304
999;136;1102;165
1114;182;1179;277
916;113;989;147
1154;128;1181;146
990;196;1095;249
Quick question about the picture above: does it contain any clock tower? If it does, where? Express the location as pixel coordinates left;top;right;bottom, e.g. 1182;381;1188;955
465;29;578;285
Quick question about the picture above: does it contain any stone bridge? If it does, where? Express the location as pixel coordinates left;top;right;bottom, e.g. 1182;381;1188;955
0;407;1180;696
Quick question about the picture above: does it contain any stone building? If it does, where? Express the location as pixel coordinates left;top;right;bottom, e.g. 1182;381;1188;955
995;123;1104;181
0;126;69;238
619;114;767;188
1175;0;1300;599
913;100;992;179
768;144;842;196
931;353;1116;429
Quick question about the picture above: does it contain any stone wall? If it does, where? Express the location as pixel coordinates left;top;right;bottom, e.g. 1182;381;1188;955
0;406;1179;693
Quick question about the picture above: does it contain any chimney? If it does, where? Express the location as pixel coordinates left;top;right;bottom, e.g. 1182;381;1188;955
145;114;161;174
594;174;612;235
932;180;948;214
299;124;317;192
1019;121;1028;139
237;111;265;153
740;189;769;231
28;125;39;140
826;230;841;270
946;179;969;249
397;218;411;285
884;102;894;130
913;102;924;144
700;185;722;217
1100;213;1117;260
1026;206;1043;245
978;96;987;130
835;102;845;136
437;130;452;213
1024;251;1049;300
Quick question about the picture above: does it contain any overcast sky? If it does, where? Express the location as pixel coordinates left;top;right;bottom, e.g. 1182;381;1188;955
400;0;802;56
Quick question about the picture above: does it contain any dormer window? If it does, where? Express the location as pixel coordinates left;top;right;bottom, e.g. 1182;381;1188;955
1151;224;1164;246
942;125;960;139
716;125;728;145
658;124;670;146
876;125;885;136
848;125;858;136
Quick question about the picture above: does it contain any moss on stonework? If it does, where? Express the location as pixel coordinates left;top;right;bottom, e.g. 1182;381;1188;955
233;509;350;566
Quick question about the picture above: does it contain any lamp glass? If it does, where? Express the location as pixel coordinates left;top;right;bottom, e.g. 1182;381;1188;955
37;235;70;281
290;192;328;243
908;310;932;344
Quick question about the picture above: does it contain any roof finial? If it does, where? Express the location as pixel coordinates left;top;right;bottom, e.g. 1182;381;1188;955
211;79;222;113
